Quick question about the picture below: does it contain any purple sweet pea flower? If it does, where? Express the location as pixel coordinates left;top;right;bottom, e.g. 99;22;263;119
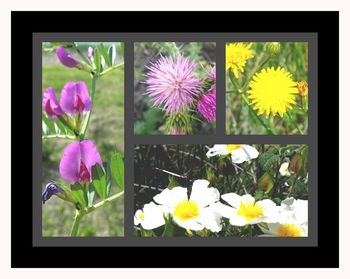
42;87;64;118
42;181;61;204
60;81;93;116
56;46;79;68
59;140;103;184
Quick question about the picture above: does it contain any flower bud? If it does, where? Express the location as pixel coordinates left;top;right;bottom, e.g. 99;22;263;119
266;42;281;56
165;112;192;135
288;154;303;175
42;181;77;204
297;81;308;97
56;46;79;68
258;172;274;193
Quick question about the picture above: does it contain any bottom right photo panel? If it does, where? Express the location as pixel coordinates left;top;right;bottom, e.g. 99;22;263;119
133;144;308;238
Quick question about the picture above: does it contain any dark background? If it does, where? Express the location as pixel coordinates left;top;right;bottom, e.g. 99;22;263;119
12;11;339;268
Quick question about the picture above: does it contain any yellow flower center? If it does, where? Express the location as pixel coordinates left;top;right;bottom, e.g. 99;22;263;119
137;213;145;220
276;224;302;237
226;144;243;151
237;201;264;221
173;200;199;221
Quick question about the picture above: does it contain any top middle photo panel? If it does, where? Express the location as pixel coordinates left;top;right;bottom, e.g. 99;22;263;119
134;42;216;135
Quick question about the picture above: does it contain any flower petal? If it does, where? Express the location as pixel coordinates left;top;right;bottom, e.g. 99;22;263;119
79;140;103;179
189;179;219;208
59;141;81;183
134;209;143;226
141;202;166;230
211;201;234;219
197;207;222;232
43;87;63;118
173;218;204;231
153;186;188;207
56;46;78;68
74;81;93;113
206;145;230;157
230;145;259;163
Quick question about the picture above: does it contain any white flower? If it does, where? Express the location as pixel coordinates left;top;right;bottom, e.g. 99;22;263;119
260;198;308;237
212;193;278;226
279;162;291;176
152;179;222;232
134;202;167;230
206;144;259;164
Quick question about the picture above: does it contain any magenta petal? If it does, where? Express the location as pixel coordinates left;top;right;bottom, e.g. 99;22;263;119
59;141;81;183
43;87;63;118
60;81;93;115
56;46;78;68
79;140;103;180
75;82;93;113
59;140;103;184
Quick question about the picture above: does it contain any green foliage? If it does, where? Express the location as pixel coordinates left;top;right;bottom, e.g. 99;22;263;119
92;164;107;200
111;153;124;191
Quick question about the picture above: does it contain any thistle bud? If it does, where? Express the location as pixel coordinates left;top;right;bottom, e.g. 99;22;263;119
165;112;192;135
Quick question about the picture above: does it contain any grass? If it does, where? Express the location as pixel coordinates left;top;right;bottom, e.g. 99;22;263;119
42;55;124;236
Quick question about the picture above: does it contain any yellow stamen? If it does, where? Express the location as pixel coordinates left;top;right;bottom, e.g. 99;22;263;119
173;200;199;221
276;224;302;237
237;201;263;221
226;144;243;152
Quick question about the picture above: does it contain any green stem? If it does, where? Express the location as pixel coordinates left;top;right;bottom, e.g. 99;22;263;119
228;71;274;135
81;191;124;215
287;112;303;135
42;134;77;140
73;43;91;66
70;210;82;237
80;75;97;139
99;63;124;77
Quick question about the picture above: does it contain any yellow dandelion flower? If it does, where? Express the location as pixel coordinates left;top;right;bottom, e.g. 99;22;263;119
247;67;298;117
226;43;254;78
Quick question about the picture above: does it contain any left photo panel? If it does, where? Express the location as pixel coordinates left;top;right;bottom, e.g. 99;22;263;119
41;42;125;237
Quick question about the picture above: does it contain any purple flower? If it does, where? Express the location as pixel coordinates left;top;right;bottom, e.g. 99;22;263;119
60;82;93;115
42;87;64;118
208;66;216;80
197;91;216;122
59;140;103;184
87;47;94;60
56;46;79;68
169;129;185;135
42;181;61;204
145;55;202;114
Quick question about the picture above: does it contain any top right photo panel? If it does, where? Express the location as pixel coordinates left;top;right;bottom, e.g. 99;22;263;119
226;42;308;135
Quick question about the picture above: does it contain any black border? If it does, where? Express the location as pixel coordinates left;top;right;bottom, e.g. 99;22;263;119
11;11;339;268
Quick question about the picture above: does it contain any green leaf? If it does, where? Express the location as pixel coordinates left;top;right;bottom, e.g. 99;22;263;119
92;164;107;199
87;183;95;207
258;150;279;171
42;112;55;135
98;43;112;68
104;162;112;197
111;153;124;191
70;183;88;209
93;48;101;74
108;45;115;66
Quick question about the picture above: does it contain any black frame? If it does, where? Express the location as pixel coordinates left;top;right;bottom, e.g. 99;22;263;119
11;11;339;268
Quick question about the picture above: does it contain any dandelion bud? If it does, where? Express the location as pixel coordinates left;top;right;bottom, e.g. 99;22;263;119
297;81;308;97
258;172;274;193
289;154;303;175
266;42;281;56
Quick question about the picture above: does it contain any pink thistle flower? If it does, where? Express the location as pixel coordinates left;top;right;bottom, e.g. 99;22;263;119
197;90;216;122
168;129;185;135
145;55;202;114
